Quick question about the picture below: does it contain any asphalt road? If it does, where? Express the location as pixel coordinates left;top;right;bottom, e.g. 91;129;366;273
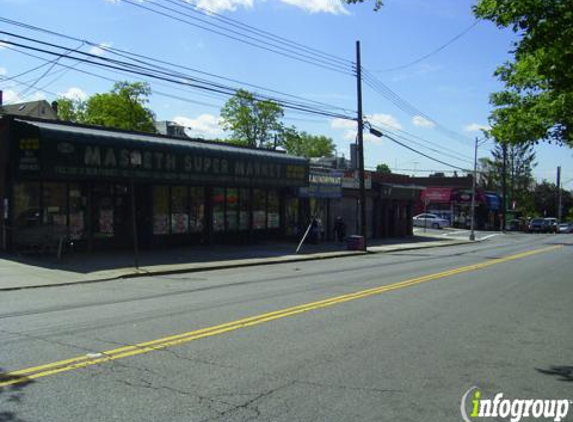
1;233;571;422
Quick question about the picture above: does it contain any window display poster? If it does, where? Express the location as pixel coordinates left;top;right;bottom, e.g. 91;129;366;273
99;210;114;236
172;213;189;234
153;214;169;235
69;212;84;239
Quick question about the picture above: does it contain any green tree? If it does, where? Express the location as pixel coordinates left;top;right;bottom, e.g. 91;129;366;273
57;97;86;122
375;163;392;174
220;89;284;148
282;129;336;158
474;0;573;147
532;181;572;218
57;81;156;133
478;142;537;214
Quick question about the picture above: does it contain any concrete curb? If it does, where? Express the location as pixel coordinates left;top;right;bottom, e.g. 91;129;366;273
0;238;476;291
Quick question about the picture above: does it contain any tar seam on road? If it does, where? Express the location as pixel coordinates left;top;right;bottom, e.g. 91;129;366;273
0;244;562;388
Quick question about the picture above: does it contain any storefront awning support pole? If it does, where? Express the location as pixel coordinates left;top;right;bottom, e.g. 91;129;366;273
356;40;367;251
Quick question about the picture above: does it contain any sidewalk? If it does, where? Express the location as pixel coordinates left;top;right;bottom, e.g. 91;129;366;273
0;234;472;291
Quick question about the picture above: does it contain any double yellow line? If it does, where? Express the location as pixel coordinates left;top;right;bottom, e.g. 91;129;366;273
0;244;561;388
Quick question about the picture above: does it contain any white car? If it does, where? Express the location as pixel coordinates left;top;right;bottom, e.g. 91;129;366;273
413;213;449;229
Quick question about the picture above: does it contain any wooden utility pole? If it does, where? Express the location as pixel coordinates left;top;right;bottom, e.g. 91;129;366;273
356;40;367;250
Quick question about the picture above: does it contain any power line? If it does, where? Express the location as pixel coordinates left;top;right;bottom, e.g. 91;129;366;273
367;123;471;172
361;68;474;146
0;20;355;115
159;0;353;68
373;20;480;72
121;0;354;76
0;33;355;121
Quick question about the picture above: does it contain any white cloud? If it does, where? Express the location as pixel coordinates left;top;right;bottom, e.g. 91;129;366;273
366;113;401;131
331;118;357;141
0;67;7;76
464;123;490;132
187;0;346;14
173;114;225;139
89;42;112;57
190;0;254;13
412;115;435;128
331;113;400;143
61;87;88;102
3;89;22;104
277;0;348;14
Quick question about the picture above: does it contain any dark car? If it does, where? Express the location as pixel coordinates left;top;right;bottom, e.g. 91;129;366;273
528;218;545;233
543;218;558;233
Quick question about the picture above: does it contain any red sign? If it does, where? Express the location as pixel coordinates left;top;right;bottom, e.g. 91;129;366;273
421;187;452;204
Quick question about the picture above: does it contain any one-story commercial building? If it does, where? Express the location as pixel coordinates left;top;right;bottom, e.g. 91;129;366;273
0;116;309;252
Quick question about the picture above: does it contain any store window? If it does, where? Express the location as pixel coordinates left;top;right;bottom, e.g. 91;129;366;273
189;187;205;233
267;190;280;229
212;188;225;232
92;184;114;238
42;182;68;232
285;197;299;236
171;186;189;234
239;188;250;231
153;186;170;235
226;188;239;231
13;182;41;228
68;184;86;240
252;189;267;230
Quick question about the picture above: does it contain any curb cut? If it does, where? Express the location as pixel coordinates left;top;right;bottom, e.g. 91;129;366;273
0;238;477;292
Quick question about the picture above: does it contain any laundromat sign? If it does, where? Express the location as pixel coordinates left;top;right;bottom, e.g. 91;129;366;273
17;137;308;187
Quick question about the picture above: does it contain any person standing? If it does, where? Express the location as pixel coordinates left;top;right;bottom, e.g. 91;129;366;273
334;216;346;243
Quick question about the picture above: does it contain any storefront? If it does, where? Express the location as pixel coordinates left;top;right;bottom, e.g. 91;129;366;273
0;116;308;252
374;174;423;238
298;167;343;241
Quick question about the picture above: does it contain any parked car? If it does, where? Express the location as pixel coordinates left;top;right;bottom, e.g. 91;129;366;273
528;218;545;233
412;213;449;229
557;222;573;233
544;218;558;233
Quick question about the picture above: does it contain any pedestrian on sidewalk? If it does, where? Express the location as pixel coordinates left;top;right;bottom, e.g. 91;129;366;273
334;216;346;244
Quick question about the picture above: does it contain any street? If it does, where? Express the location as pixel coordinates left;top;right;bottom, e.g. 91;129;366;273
1;233;571;422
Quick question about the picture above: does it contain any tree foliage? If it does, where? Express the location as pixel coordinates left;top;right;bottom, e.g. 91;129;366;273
375;163;392;174
220;89;284;148
478;142;537;214
474;0;573;147
57;81;156;133
532;181;572;218
282;129;336;158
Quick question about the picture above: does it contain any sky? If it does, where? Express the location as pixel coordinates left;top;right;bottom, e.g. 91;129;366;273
1;0;572;188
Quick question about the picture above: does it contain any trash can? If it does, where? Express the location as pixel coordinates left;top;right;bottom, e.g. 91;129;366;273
347;235;365;250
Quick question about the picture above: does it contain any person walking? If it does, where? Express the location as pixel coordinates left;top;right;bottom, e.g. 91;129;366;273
334;216;346;244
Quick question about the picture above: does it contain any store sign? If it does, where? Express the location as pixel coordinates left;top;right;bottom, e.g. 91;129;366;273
298;171;343;198
341;171;372;190
421;187;452;203
17;137;309;188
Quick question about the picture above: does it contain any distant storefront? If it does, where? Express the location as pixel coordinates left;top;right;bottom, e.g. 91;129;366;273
0;116;309;252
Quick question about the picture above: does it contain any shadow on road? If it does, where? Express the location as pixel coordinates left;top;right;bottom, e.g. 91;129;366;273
536;365;573;382
0;369;34;422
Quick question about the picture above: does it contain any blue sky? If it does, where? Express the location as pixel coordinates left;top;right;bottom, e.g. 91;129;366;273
1;0;572;188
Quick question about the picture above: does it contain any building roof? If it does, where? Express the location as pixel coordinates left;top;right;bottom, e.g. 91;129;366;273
1;100;58;120
13;116;306;164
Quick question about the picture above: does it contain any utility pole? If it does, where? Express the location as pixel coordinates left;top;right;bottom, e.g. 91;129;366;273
356;40;367;250
469;137;478;241
501;142;507;231
557;166;562;222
